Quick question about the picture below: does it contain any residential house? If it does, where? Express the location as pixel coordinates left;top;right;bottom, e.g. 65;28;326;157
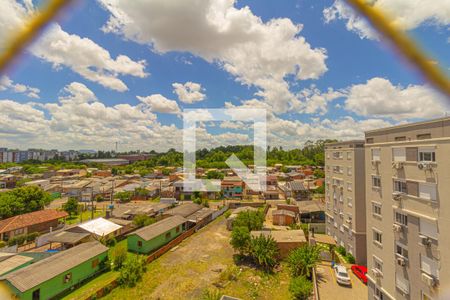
0;175;17;189
221;176;244;199
165;203;203;218
66;217;123;240
127;215;187;254
0;242;108;300
251;230;306;258
284;180;310;201
298;200;325;223
0;210;68;241
272;210;297;226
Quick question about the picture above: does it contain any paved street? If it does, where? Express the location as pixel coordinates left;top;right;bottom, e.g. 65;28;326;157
316;262;368;300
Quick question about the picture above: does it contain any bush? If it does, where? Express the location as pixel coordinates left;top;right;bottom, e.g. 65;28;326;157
336;246;346;256
289;276;313;300
287;245;320;278
224;210;232;218
249;234;278;270
345;253;356;264
0;241;6;248
230;226;250;255
133;214;156;228
110;244;127;270
232;210;264;231
118;255;147;287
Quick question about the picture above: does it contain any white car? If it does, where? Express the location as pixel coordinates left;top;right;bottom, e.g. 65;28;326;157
334;264;352;286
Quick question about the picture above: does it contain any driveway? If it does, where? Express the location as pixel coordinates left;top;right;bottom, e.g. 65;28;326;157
316;262;368;300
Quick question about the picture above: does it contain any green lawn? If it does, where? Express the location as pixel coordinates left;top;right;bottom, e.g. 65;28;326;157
61;271;119;300
65;210;106;225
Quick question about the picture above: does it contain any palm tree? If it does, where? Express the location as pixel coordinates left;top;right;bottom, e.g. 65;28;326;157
287;245;321;278
249;234;279;270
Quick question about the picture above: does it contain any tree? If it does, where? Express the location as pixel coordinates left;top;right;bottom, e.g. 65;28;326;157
133;214;156;228
0;186;52;219
232;211;264;231
110;243;127;270
287;245;320;278
118;255;147;287
249;234;278;270
63;197;79;217
313;169;324;179
289;276;313;300
230;226;250;255
115;191;133;203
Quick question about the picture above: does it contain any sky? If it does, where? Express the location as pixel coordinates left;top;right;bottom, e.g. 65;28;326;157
0;0;449;152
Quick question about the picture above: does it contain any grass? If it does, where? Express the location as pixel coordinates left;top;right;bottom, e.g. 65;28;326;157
61;271;119;300
65;210;105;225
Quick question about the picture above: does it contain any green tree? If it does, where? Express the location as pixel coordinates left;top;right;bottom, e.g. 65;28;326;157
133;214;156;228
230;226;250;255
313;169;324;178
115;191;133;203
118;255;147;287
0;186;52;219
289;276;313;300
287;245;320;278
110;243;127;270
249;234;278;270
232;211;264;231
63;197;79;217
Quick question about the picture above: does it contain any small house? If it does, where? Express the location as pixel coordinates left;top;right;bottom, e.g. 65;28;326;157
284;180;310;201
0;242;108;300
221;177;244;199
251;230;306;258
66;217;123;239
128;215;187;254
272;210;297;226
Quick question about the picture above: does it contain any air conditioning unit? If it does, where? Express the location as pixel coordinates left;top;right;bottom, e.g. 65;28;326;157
392;191;404;201
419;235;432;246
417;162;425;170
421;273;436;287
393;224;403;232
417;162;432;170
372;268;382;277
396;256;406;266
392;162;404;169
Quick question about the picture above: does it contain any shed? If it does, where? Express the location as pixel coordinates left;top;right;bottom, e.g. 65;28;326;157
251;230;306;258
272;210;297;226
67;217;123;239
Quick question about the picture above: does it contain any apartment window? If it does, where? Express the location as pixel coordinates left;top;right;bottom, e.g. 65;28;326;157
396;273;410;294
339;193;343;203
373;256;383;273
371;148;381;161
417;133;431;140
347;152;351;160
372;175;381;188
374;286;384;300
393;179;407;193
347;244;353;255
395;212;408;226
347;182;352;191
91;258;99;268
334;221;338;228
420;218;438;240
372;202;382;217
373;229;382;246
395;136;406;141
421;255;439;279
366;138;374;144
396;242;408;259
419;182;437;201
347;166;352;176
418;147;436;162
392;147;406;162
347;197;353;207
340;225;345;233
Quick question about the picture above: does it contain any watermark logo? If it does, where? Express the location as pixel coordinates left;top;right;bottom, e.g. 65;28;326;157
183;108;267;192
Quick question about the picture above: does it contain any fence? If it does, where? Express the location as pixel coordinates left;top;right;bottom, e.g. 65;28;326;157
312;267;320;300
212;205;228;220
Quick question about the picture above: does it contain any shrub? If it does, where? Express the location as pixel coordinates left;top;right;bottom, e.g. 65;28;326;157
289;276;313;300
336;246;346;256
0;241;6;248
230;226;250;255
224;210;232;218
345;253;356;264
118;255;147;287
249;234;278;270
201;288;222;300
110;244;127;270
287;245;320;278
133;214;156;228
232;210;264;231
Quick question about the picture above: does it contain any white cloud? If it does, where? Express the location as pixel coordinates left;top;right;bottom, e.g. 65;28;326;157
0;76;40;98
344;77;449;120
172;82;206;103
137;94;181;114
293;86;345;115
0;1;148;92
99;0;328;113
323;0;450;40
219;120;249;130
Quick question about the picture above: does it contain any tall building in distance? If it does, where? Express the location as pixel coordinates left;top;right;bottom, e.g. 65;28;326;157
365;117;450;300
325;140;367;265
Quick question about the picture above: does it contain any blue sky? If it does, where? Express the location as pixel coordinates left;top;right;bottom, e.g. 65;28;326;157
0;0;448;151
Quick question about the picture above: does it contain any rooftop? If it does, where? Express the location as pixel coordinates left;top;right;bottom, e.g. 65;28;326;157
1;241;108;292
251;230;306;243
272;210;296;218
0;210;68;234
74;217;122;236
165;203;203;218
131;215;187;241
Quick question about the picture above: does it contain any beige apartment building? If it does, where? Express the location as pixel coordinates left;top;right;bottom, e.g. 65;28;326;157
325;140;367;265
365;117;450;300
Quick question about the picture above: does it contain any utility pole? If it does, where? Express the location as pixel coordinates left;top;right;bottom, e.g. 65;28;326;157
91;187;94;220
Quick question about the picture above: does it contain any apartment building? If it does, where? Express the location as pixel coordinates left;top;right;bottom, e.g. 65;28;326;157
365;117;450;300
325;140;367;265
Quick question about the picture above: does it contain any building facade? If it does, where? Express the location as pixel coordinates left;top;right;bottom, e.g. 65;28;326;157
365;117;450;300
325;140;367;265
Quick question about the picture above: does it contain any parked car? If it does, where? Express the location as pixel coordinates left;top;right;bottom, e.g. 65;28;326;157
333;264;351;286
351;265;368;284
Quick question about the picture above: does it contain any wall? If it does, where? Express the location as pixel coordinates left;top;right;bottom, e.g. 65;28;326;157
128;224;184;254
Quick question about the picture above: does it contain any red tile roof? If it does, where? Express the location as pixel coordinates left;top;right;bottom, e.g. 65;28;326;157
0;209;68;234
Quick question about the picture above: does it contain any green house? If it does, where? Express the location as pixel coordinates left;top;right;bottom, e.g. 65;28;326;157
0;241;108;300
128;215;187;254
